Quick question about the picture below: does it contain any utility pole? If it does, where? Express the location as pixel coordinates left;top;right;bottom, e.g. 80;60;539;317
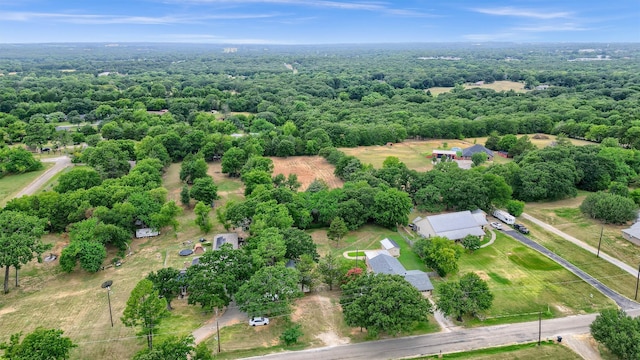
101;280;114;327
216;320;221;353
538;311;541;346
635;264;640;301
107;287;113;327
597;226;603;258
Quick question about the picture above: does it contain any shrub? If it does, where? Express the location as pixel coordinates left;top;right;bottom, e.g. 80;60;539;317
280;324;303;346
505;199;525;217
580;191;637;224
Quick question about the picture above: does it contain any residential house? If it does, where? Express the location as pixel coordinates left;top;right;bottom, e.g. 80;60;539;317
365;250;434;294
412;210;486;241
135;228;159;239
380;238;400;257
431;149;458;160
461;144;494;160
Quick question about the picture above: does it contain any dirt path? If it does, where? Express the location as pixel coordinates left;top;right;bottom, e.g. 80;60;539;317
522;213;638;277
480;228;496;248
14;156;72;198
191;303;248;344
563;334;602;360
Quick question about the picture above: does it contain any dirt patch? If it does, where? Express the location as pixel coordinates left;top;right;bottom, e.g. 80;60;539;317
554;304;572;315
0;307;16;316
474;271;490;281
315;331;350;346
270;156;343;191
292;293;351;347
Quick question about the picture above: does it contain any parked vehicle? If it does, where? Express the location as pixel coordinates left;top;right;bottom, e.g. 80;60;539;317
490;222;503;230
249;317;270;326
493;209;515;225
514;224;530;234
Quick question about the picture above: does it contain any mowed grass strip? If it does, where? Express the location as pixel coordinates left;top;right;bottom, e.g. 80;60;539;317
520;217;640;301
414;341;581;359
0;163;54;205
442;232;614;326
524;194;640;270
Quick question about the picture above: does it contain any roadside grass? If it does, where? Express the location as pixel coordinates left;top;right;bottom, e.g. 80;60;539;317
414;340;580;359
0;163;54;205
519;218;640;301
37;164;79;193
440;232;615;327
524;195;640;270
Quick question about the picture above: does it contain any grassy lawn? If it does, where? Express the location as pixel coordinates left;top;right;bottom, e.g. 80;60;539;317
524;194;640;270
442;231;615;326
519;217;640;300
415;341;580;359
0;163;54;205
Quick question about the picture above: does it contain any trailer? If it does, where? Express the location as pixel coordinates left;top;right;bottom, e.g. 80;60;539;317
493;209;515;225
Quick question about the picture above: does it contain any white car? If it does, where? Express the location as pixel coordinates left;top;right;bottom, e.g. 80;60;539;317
249;317;270;326
490;222;503;230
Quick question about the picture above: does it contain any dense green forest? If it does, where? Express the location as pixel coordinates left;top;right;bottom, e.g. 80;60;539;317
1;43;639;273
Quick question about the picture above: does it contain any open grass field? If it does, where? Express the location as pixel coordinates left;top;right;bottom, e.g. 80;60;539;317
524;193;640;270
465;134;597;148
340;139;477;171
270;156;343;190
0;163;54;206
445;231;614;326
416;341;580;360
427;81;528;96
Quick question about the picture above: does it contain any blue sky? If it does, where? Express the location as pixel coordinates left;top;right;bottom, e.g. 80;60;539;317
0;0;638;44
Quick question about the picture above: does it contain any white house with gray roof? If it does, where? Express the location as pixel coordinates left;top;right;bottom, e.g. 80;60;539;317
412;210;486;241
365;250;434;294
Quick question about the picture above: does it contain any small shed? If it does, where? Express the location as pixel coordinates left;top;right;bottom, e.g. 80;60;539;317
193;243;205;254
380;238;400;257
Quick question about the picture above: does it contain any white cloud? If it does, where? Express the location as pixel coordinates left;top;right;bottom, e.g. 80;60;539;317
473;7;572;19
0;11;278;25
165;0;433;17
514;23;588;32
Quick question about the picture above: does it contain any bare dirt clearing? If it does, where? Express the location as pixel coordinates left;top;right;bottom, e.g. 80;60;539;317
270;156;343;190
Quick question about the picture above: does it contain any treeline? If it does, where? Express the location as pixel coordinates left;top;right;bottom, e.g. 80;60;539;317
0;44;639;155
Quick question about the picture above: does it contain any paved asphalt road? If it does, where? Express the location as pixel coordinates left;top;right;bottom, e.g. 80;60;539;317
504;229;639;310
248;309;640;360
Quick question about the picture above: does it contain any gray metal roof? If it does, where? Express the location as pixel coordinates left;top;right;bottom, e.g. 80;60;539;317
427;211;479;233
462;144;494;157
623;222;640;238
369;254;406;275
403;270;434;291
380;238;400;249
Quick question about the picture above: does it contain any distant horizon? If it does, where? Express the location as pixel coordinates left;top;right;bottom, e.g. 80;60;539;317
2;41;638;46
0;1;638;44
